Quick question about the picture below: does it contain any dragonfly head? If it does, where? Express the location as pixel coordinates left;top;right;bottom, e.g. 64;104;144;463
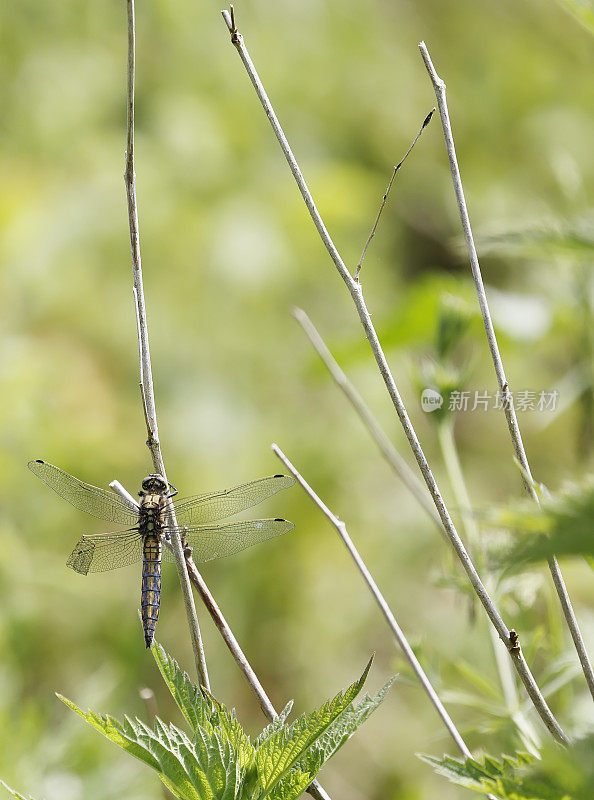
140;474;168;495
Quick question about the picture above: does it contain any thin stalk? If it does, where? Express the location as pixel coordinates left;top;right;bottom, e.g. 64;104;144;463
419;41;594;703
355;108;433;281
124;0;209;689
222;7;568;744
293;307;442;530
437;422;540;755
272;444;472;758
108;480;330;800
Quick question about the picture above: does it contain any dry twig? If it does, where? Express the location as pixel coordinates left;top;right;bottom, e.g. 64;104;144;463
419;41;594;703
124;0;209;688
272;444;472;757
221;6;569;745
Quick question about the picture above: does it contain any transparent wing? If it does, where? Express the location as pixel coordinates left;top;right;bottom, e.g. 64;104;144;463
162;519;294;564
28;460;139;525
67;529;144;575
173;474;295;526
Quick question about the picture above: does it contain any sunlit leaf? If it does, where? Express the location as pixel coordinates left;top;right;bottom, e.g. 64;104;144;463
255;656;374;794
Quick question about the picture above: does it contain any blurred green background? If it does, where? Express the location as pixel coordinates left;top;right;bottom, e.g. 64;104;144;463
1;0;593;798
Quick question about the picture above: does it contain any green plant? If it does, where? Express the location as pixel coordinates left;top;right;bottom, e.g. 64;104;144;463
419;734;594;799
21;643;392;800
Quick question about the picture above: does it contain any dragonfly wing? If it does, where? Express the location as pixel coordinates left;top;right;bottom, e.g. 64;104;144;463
28;460;139;525
173;474;295;525
162;519;294;564
67;530;144;575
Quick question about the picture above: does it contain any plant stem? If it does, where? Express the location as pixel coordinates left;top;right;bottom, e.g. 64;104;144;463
222;7;569;745
272;444;472;758
124;0;209;689
108;479;331;800
437;421;540;755
354;108;433;281
293;307;442;530
419;40;594;703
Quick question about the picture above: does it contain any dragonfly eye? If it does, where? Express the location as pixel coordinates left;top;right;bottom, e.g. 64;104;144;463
142;474;168;493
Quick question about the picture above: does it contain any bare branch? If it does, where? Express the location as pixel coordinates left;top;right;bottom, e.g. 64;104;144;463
222;8;569;745
124;0;209;689
355;108;434;281
110;479;140;509
272;444;471;757
419;40;594;703
293;307;442;529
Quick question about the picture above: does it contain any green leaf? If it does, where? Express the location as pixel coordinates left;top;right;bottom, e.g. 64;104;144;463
57;694;240;800
0;783;38;800
255;656;374;796
151;641;254;768
294;676;396;777
494;477;594;571
152;641;206;732
266;770;313;800
255;701;294;748
418;750;572;800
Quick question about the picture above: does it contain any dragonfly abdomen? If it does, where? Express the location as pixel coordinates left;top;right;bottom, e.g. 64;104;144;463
141;533;162;648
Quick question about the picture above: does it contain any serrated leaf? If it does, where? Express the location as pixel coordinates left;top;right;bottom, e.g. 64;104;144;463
151;641;254;768
418;750;570;799
255;656;373;796
266;770;313;800
152;642;206;732
255;701;295;748
0;783;37;800
57;694;239;800
294;676;396;777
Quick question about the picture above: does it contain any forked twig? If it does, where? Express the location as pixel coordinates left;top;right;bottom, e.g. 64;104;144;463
221;6;569;745
355;109;434;281
419;41;594;702
272;444;472;757
124;0;209;689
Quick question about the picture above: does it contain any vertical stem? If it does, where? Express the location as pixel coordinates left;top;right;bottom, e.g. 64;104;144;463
124;0;209;689
437;421;540;754
419;40;594;702
222;9;569;744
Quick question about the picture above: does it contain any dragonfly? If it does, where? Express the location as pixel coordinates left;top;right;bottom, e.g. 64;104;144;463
28;460;295;647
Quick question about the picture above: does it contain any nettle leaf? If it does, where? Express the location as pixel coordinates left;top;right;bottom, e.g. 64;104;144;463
418;751;569;800
255;701;294;748
0;783;38;800
494;477;594;572
57;646;391;800
294;676;396;777
255;656;374;796
152;642;254;768
266;770;313;800
152;641;206;732
57;695;239;800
